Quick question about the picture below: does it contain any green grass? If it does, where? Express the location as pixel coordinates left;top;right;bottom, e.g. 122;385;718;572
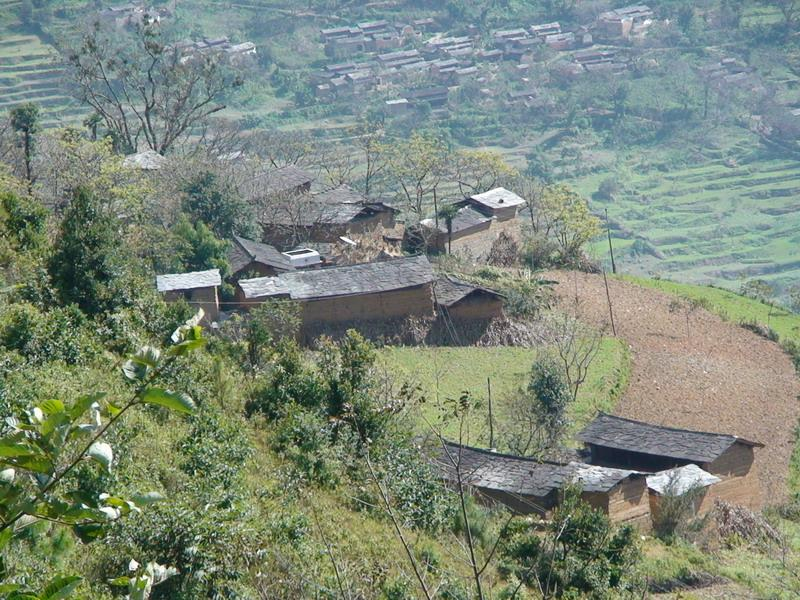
617;275;800;344
378;337;631;446
642;517;800;599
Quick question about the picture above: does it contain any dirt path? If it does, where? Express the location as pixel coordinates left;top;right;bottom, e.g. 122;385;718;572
546;271;800;502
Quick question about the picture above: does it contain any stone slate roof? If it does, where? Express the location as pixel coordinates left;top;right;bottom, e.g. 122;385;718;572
156;269;221;292
433;276;505;308
230;236;293;273
238;255;434;301
433;441;641;498
578;413;762;464
253;165;314;196
421;206;492;234
646;464;721;496
469;187;526;211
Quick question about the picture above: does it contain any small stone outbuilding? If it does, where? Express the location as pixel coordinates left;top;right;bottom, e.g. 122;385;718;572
432;442;651;528
433;276;505;321
156;268;221;324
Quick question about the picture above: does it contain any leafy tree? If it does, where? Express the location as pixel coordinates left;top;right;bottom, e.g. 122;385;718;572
505;351;572;456
453;150;517;198
48;187;129;316
538;185;601;263
9;103;40;185
0;317;205;596
0;191;47;252
171;215;230;276
182;171;252;239
499;486;640;598
789;283;800;314
244;299;300;371
387;131;451;218
66;24;242;155
758;0;800;31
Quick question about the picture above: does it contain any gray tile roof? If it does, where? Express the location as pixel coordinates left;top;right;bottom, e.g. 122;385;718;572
578;413;762;464
314;184;368;205
433;441;641;497
230;235;293;273
238;255;434;301
421;206;492;234
433;276;504;308
262;185;396;227
252;165;314;196
156;269;221;292
469;187;526;211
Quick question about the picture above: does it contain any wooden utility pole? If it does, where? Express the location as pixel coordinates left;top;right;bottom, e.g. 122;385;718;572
487;377;494;449
605;208;617;274
602;268;617;336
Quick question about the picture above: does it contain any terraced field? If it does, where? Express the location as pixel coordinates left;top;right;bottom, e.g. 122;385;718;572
0;32;83;128
575;145;800;292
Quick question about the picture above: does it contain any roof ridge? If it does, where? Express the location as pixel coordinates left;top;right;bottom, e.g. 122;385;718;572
592;412;760;445
441;440;569;467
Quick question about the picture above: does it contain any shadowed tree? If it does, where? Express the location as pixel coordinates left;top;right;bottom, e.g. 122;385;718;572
9;102;40;185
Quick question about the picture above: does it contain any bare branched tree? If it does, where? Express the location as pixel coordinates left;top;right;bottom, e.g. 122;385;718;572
245;129;312;168
66;23;242;155
550;314;604;402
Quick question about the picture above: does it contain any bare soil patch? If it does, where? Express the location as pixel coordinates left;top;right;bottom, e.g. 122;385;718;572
545;271;800;502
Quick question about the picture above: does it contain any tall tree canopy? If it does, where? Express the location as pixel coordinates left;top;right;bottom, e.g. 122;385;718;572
66;23;242;155
48;187;129;315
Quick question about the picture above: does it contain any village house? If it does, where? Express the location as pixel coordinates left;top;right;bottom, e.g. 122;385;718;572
259;184;397;249
236;255;435;334
228;235;294;280
431;442;652;528
433;276;505;320
530;22;562;38
595;5;654;40
174;36;257;65
464;187;526;221
156;269;221;324
420;206;493;253
578;413;764;510
97;2;169;28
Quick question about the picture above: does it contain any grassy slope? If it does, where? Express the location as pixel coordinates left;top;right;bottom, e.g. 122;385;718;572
617;274;800;343
378;336;630;446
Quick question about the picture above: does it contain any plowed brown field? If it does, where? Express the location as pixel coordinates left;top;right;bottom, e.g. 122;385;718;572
546;271;800;502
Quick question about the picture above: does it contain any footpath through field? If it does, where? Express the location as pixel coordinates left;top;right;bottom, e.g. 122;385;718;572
546;271;800;502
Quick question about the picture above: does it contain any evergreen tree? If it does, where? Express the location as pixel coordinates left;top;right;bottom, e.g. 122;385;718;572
48;187;127;315
182;172;252;239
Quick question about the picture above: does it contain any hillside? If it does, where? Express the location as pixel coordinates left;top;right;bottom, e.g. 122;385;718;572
1;1;799;295
547;269;800;502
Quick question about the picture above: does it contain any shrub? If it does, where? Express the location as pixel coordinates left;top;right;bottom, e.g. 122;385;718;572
0;302;101;365
272;404;341;487
500;486;641;597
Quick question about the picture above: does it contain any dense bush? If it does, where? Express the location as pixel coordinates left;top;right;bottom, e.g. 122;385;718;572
500;487;641;597
0;301;101;365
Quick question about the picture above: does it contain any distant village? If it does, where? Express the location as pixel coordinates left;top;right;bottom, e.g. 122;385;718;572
313;5;655;110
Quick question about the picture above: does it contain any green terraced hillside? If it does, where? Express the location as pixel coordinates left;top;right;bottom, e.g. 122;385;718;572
0;33;84;128
577;142;800;293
